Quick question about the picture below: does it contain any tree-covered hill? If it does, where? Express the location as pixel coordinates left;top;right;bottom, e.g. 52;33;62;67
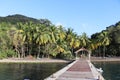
0;14;51;26
0;14;90;59
91;21;120;56
106;21;120;44
0;14;120;59
0;14;39;24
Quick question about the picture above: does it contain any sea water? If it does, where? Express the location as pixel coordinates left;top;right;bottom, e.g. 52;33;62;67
0;63;68;80
93;61;120;80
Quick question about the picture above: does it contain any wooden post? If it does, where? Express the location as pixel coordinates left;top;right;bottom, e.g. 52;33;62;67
88;51;91;61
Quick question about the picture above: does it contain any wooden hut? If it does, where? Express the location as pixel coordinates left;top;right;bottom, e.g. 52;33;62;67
75;47;91;60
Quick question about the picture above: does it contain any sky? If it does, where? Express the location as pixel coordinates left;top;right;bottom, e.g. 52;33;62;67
0;0;120;36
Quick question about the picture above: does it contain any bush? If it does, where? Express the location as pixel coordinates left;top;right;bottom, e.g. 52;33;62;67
63;51;75;60
0;51;7;59
57;51;75;60
6;49;17;57
0;49;17;59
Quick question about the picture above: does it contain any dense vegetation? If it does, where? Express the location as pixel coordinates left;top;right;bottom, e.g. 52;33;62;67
91;21;120;57
0;14;119;59
0;14;39;24
0;14;92;59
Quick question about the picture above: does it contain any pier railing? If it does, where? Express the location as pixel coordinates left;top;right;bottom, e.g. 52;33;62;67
88;60;105;80
45;60;105;80
45;60;77;80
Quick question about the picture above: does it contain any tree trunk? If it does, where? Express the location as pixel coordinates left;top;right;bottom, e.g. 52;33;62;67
27;43;29;55
28;42;31;55
21;45;25;58
103;45;106;58
15;47;20;58
37;46;40;58
98;46;101;57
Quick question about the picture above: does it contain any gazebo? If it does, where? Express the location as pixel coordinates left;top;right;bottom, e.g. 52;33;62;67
75;47;91;60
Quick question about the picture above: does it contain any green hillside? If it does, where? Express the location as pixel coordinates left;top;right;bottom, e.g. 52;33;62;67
0;14;51;26
91;21;120;56
0;14;39;24
0;14;120;59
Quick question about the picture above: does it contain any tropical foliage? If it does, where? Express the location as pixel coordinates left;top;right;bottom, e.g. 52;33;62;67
91;21;120;57
0;14;119;59
0;15;82;59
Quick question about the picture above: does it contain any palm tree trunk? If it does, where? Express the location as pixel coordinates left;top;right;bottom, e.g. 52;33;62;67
37;45;40;58
103;45;106;58
21;45;25;58
28;43;31;55
27;42;29;55
21;46;24;58
99;46;101;57
15;47;20;58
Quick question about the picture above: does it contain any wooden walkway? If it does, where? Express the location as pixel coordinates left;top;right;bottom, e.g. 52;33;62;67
45;59;104;80
57;60;95;80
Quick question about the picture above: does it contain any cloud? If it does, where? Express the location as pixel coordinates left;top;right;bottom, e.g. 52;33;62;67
55;22;63;26
55;22;68;29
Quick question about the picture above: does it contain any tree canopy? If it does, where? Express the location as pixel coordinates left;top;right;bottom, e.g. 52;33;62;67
91;21;120;56
0;14;120;59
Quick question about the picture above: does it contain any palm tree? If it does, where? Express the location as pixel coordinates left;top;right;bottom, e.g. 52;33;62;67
78;33;91;58
49;25;58;43
34;24;52;58
57;26;66;42
80;33;91;47
88;39;100;59
91;33;103;57
99;31;110;57
70;36;80;54
12;29;23;58
18;22;37;56
55;39;67;55
46;25;67;57
16;23;30;57
65;28;80;54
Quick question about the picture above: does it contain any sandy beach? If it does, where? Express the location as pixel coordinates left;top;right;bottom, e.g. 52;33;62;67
0;57;119;63
91;57;120;62
0;58;70;63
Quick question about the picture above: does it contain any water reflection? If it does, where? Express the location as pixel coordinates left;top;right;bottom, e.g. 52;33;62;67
0;63;68;80
93;61;120;80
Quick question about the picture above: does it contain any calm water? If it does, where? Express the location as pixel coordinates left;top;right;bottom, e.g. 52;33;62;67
93;61;120;80
0;63;68;80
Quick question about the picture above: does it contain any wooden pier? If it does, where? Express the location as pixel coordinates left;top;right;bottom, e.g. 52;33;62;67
45;59;104;80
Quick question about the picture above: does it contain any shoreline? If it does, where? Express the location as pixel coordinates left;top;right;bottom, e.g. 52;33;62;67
0;57;120;63
91;57;120;62
0;58;70;63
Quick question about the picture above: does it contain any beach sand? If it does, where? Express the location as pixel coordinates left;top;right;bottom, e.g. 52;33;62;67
0;57;119;63
0;58;70;63
91;57;120;62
